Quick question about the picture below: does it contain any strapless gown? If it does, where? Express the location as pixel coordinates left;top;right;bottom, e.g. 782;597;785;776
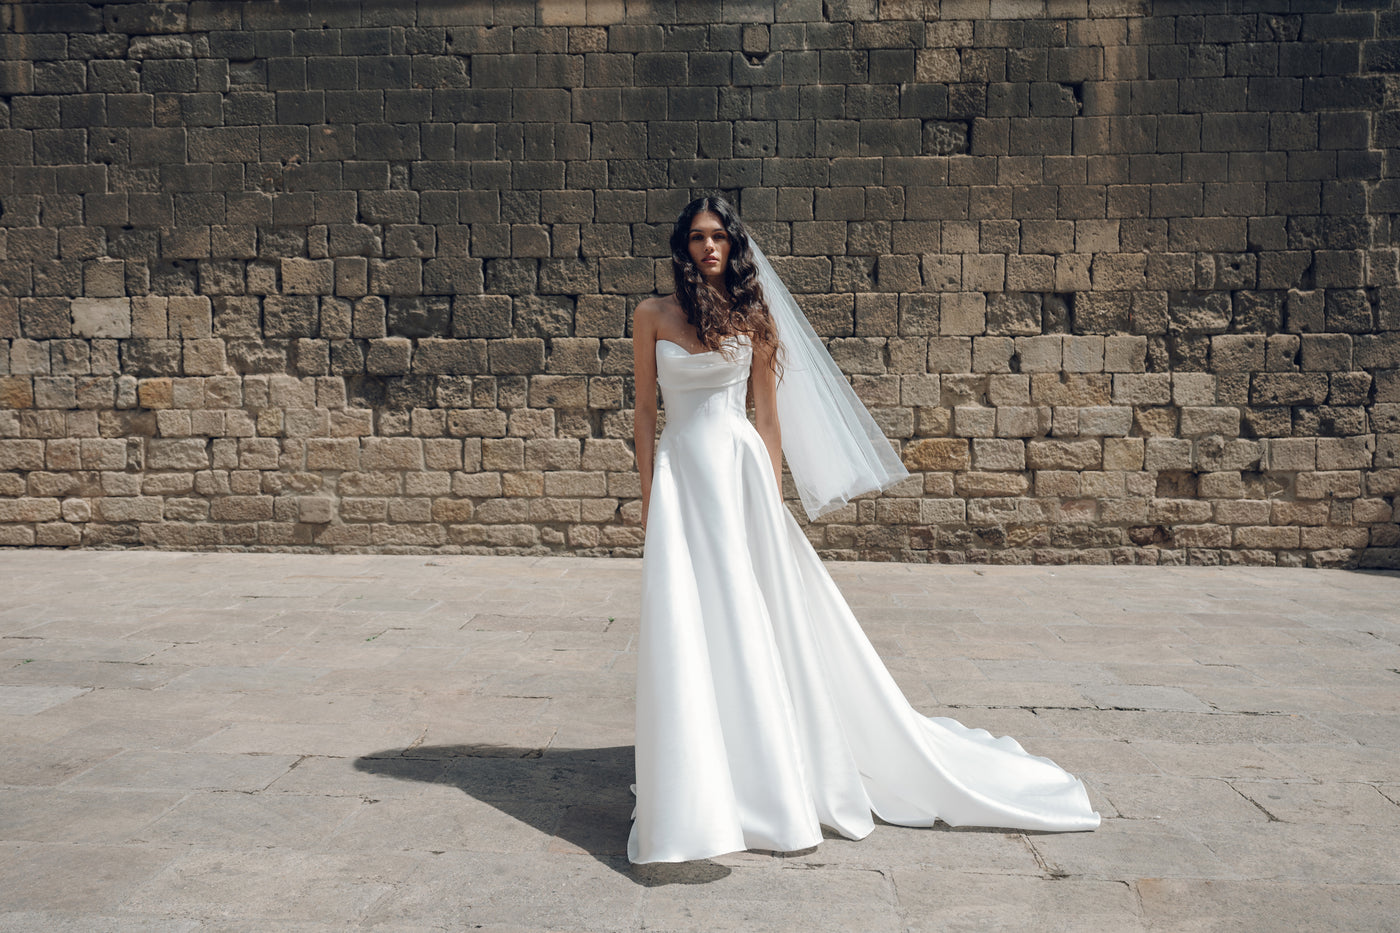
628;334;1100;864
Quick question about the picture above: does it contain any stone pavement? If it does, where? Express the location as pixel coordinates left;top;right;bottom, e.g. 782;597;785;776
0;551;1397;932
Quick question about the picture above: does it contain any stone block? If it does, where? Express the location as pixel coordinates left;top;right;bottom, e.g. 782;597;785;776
1251;373;1329;407
1263;438;1316;472
210;495;274;521
183;339;227;375
166;296;212;339
1026;439;1102;470
306;438;359;471
940;293;985;335
1300;525;1370;549
1169;291;1231;334
972;438;1025;470
1194;437;1260;472
1172;524;1231;547
952;406;996;438
1144;438;1192;471
295;497;333;523
146;438;208;469
1234;525;1300;549
545;338;602;375
1372;404;1400;435
81;438;127;470
529;375;588;408
0;497;60;522
361;437;424;470
523;438;582;471
489;339;546;375
414;338;487;375
927;338;971;373
956;471;1029;497
544;470;607;496
996;406;1051;438
972;336;1013;373
1077;407;1132;437
508;409;555;438
1180;407;1240;438
1171;373;1216;407
1112;373;1171;405
1296;471;1362;499
581;438;634;471
1316;436;1374;470
986;292;1041;336
96;496;163;522
366;337;413;374
900;374;940;408
1063;336;1105;373
1210;335;1264;372
448;409;507;438
1103;336;1147;372
1014;335;1061;373
1148;497;1215;525
71;298;131;338
904;438;970;471
1031;374;1112;407
84;259;126;297
575;294;626;338
1355;497;1396;523
1299;334;1353;372
1102;437;1144;471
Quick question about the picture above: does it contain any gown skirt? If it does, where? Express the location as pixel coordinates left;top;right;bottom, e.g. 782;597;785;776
629;335;1100;864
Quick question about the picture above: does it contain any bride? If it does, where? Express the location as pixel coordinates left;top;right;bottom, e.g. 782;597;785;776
628;196;1099;864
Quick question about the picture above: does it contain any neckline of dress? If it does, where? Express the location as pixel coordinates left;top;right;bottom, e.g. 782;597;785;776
657;336;745;357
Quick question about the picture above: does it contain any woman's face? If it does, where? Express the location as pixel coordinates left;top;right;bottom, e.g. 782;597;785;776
687;211;730;284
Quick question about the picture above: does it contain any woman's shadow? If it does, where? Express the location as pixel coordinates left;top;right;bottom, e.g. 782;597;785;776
354;744;731;886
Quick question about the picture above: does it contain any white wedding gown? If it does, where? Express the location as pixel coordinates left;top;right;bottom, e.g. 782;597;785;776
629;334;1100;864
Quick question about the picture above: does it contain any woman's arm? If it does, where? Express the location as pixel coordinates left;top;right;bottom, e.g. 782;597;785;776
632;299;661;532
751;339;783;500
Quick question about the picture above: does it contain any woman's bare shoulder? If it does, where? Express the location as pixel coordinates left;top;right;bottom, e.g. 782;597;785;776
633;295;680;331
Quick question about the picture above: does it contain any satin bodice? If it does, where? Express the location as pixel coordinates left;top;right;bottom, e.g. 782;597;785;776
655;336;752;431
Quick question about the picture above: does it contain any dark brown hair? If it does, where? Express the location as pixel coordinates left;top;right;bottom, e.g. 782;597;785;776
670;196;782;377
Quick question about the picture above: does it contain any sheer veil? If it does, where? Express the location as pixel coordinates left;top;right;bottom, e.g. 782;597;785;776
749;238;911;520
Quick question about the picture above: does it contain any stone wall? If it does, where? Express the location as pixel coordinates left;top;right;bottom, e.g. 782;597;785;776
0;0;1397;566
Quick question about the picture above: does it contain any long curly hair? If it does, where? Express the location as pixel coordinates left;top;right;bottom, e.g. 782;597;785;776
670;197;782;378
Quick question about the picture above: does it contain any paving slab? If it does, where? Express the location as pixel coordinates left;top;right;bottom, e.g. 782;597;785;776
0;552;1397;931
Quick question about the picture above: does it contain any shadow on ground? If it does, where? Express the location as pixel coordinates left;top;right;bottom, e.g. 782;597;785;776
355;744;732;886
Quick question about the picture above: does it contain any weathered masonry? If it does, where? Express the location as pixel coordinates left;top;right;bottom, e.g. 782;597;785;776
0;1;1396;566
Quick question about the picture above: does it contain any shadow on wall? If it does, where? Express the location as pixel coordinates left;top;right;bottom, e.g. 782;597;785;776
354;744;734;886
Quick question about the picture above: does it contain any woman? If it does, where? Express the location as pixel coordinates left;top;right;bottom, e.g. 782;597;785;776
628;197;1099;864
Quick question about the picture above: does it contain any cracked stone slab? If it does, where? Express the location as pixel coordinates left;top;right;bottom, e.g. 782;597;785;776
1231;780;1400;826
